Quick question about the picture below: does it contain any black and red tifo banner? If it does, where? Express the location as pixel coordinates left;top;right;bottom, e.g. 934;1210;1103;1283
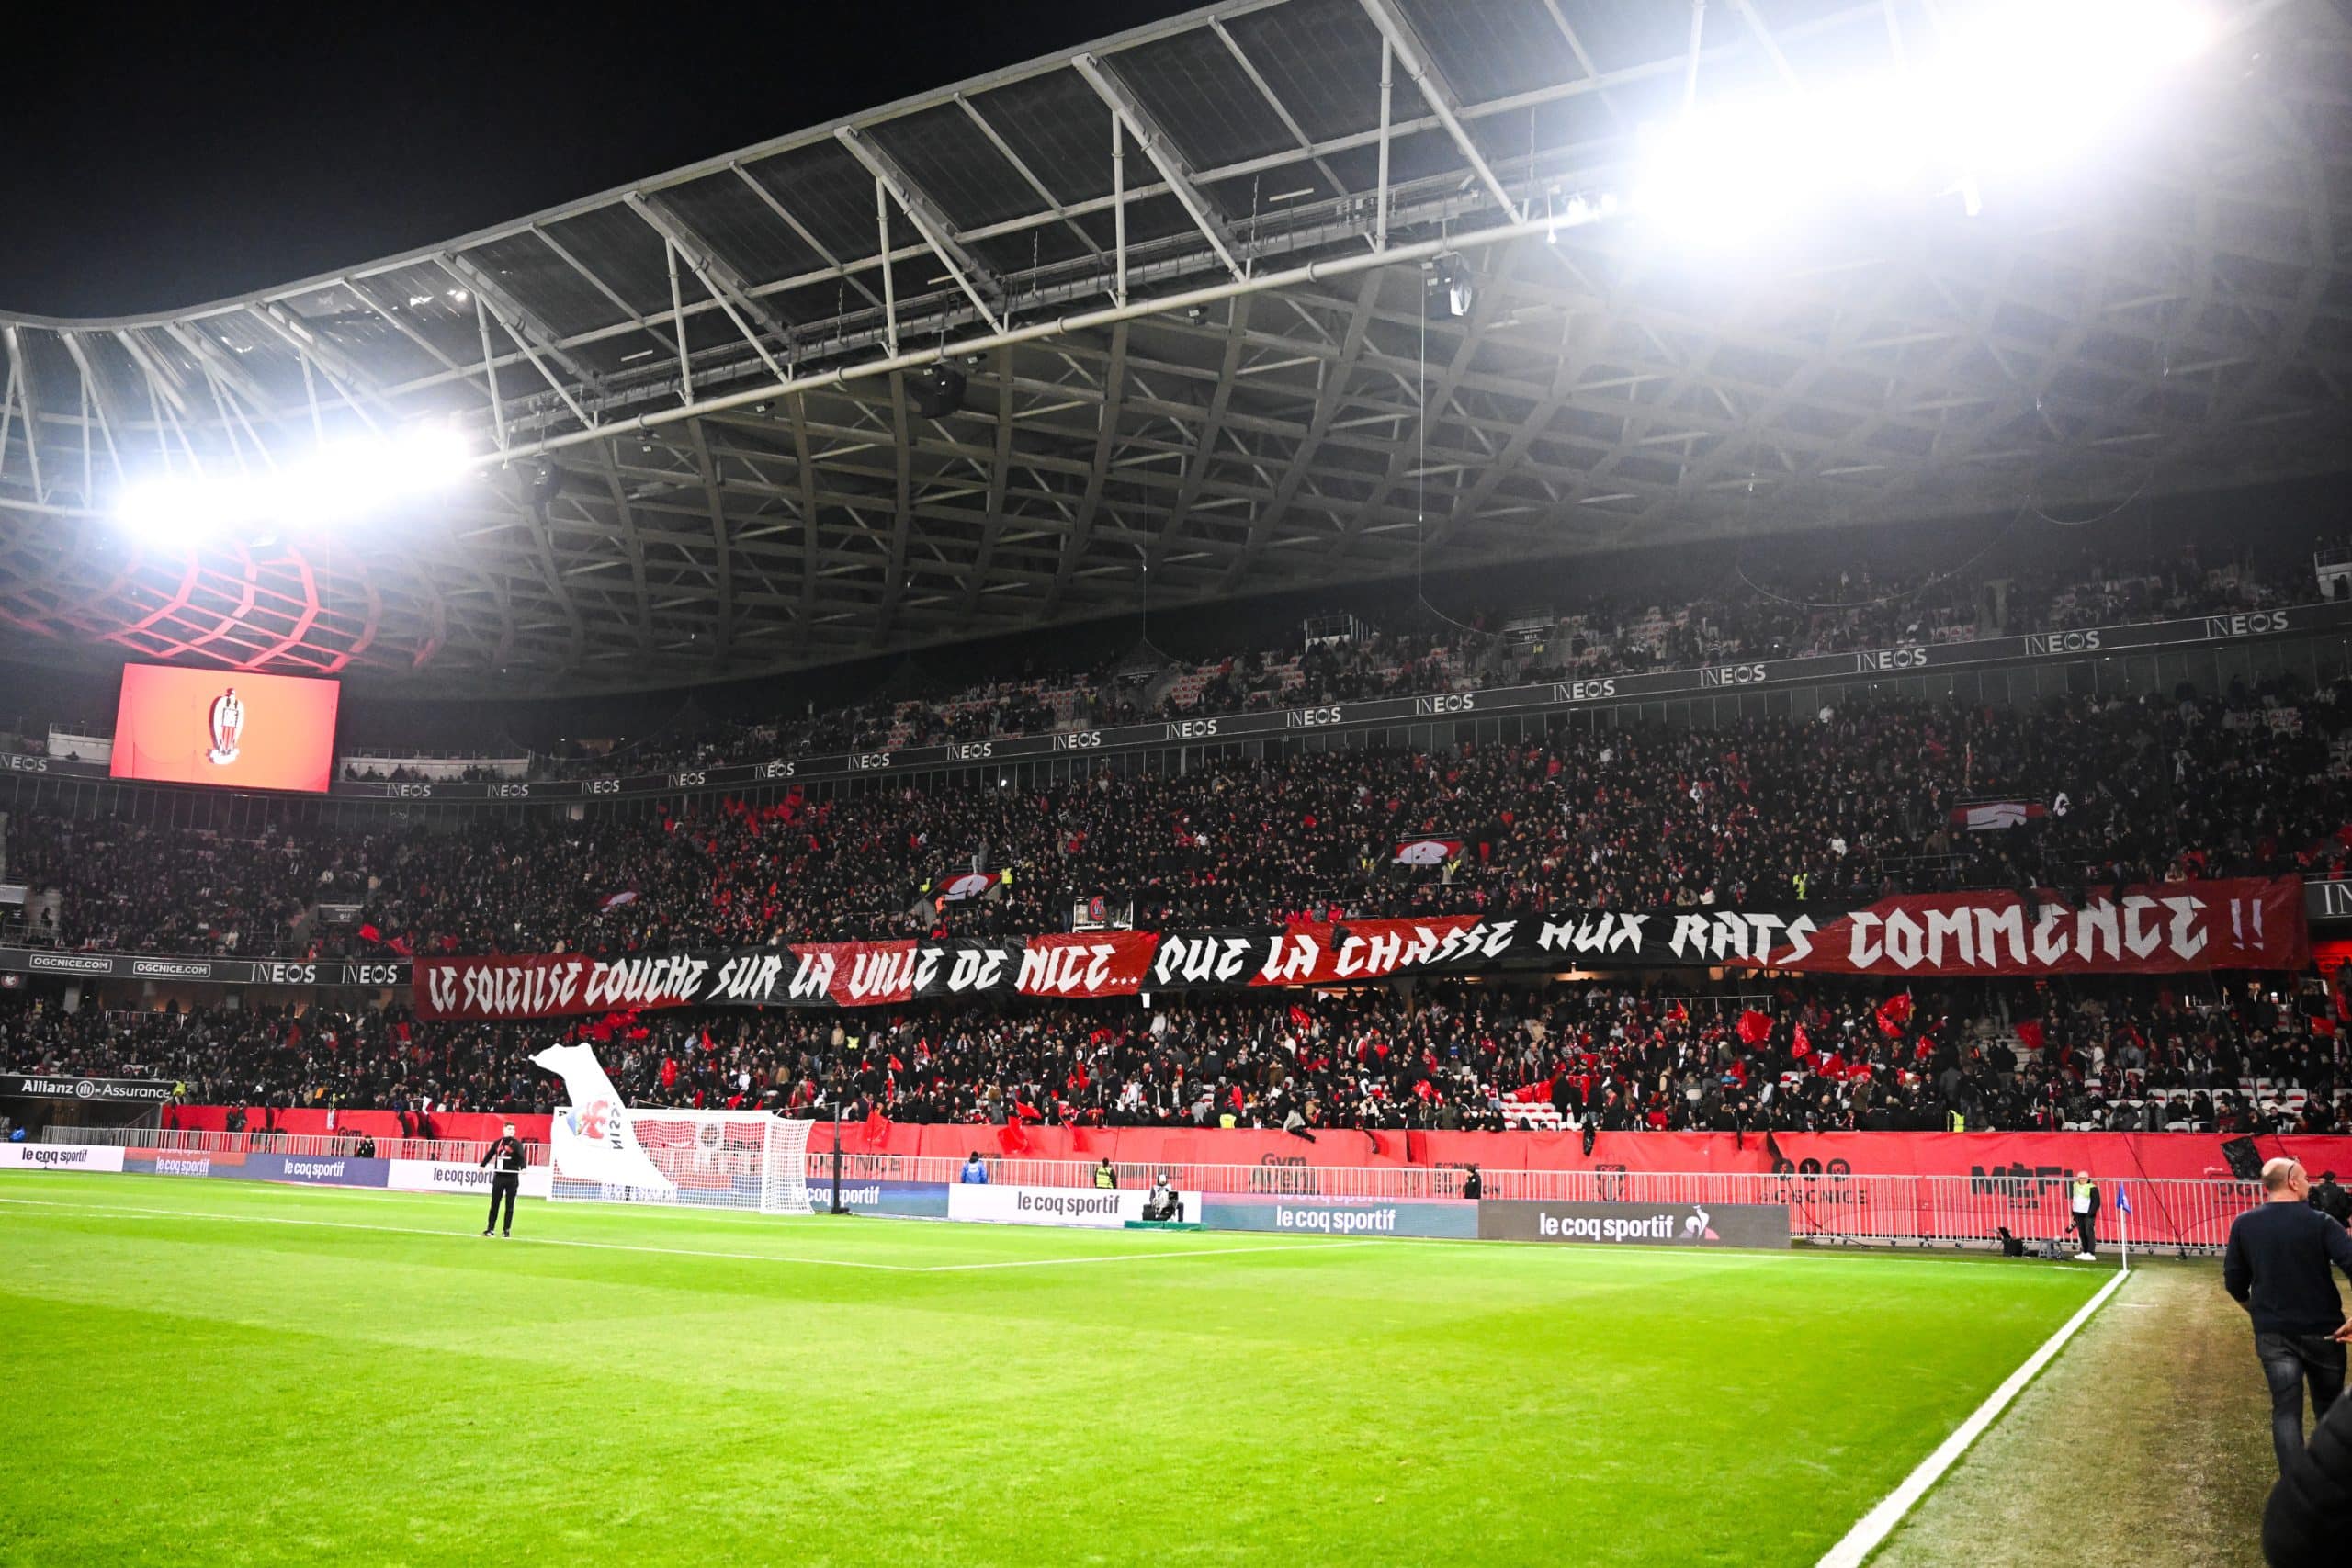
411;877;2307;1021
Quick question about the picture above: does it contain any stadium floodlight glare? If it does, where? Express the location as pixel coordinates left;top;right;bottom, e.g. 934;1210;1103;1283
114;423;473;545
1634;0;2212;245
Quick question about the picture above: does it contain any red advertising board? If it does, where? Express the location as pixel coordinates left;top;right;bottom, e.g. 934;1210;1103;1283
110;664;340;793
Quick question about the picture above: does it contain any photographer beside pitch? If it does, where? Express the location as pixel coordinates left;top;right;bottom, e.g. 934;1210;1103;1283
479;1122;526;1238
2223;1158;2352;1479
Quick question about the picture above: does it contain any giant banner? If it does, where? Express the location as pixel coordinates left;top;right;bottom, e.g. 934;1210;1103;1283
413;877;2308;1020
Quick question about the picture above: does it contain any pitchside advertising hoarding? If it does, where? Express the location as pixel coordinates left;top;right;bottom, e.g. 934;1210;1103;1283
386;1159;554;1199
947;1182;1206;1228
1200;1197;1479;1239
1476;1200;1792;1248
110;664;340;794
816;1179;951;1219
230;1154;390;1187
0;1144;127;1171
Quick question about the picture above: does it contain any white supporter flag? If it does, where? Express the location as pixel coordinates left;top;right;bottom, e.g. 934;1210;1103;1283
1950;801;2046;832
530;1043;677;1192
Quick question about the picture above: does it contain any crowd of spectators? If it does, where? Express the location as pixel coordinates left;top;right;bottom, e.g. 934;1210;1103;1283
8;672;2351;960
150;537;2319;787
5;971;2343;1137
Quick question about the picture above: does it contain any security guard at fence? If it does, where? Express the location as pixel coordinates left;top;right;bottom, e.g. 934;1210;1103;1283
1093;1157;1117;1190
480;1123;526;1238
2070;1170;2101;1261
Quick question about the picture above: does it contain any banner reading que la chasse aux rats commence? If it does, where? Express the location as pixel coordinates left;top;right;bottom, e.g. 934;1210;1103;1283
409;877;2307;1021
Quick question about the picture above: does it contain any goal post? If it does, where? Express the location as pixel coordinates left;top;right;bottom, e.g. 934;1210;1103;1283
546;1109;813;1214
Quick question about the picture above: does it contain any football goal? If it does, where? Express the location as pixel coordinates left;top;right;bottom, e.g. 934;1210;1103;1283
547;1110;813;1214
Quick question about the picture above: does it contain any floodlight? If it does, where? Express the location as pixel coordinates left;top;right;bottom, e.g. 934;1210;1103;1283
1634;0;2213;243
113;423;475;546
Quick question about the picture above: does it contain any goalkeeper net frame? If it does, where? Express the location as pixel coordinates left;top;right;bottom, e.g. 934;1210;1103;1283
548;1110;813;1214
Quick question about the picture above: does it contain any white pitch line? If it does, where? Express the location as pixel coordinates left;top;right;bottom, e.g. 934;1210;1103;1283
1815;1267;2131;1568
919;1237;1386;1271
0;1196;924;1270
0;1183;2120;1274
0;1195;1370;1274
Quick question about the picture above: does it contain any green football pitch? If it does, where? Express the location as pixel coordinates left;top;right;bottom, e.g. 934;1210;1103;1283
0;1174;2113;1567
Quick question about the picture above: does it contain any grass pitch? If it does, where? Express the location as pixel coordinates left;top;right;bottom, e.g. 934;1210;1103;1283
0;1174;2116;1566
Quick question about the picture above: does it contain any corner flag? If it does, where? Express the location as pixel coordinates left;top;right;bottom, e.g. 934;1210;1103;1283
2115;1185;2132;1214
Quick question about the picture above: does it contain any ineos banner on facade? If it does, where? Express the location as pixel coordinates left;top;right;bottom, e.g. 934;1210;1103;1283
1477;1200;1792;1249
0;947;405;989
0;1074;176;1104
412;877;2309;1020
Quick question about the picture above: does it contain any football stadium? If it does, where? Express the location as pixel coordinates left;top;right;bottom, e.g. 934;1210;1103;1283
4;1;2352;1562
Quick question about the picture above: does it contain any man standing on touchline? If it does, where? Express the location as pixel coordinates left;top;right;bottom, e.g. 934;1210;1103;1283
2223;1156;2352;1476
2069;1168;2100;1261
481;1122;526;1238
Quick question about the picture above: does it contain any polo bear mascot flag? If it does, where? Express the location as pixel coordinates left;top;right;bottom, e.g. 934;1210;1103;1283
531;1043;677;1193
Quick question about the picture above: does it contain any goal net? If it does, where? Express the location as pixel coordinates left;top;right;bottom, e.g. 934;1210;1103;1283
548;1110;813;1214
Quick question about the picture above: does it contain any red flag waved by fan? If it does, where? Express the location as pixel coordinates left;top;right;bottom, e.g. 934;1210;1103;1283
1875;994;1915;1039
1736;1009;1772;1045
863;1107;890;1145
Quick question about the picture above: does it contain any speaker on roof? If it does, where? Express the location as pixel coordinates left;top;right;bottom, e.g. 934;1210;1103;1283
910;364;967;420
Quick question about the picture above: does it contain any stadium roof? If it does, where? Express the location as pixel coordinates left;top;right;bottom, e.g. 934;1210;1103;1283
1;0;2347;696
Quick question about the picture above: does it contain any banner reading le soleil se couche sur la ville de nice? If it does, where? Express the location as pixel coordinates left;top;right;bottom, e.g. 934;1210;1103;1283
409;876;2307;1021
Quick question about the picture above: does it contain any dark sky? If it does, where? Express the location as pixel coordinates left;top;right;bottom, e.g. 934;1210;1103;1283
5;1;1199;319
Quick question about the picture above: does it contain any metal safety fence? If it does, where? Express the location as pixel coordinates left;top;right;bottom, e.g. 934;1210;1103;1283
39;1124;548;1167
797;1149;2260;1254
36;1126;2259;1252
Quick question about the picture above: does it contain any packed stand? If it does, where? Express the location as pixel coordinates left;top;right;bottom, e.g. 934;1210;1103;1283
4;972;2344;1138
7;672;2352;960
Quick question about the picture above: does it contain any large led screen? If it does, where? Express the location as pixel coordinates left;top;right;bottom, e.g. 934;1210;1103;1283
110;665;340;794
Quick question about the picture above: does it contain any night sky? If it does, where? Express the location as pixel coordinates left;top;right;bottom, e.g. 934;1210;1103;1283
5;1;1199;319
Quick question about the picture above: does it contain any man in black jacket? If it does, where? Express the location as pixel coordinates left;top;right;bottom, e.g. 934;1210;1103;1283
2310;1170;2352;1227
480;1123;526;1238
2265;1362;2352;1566
2224;1157;2352;1475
